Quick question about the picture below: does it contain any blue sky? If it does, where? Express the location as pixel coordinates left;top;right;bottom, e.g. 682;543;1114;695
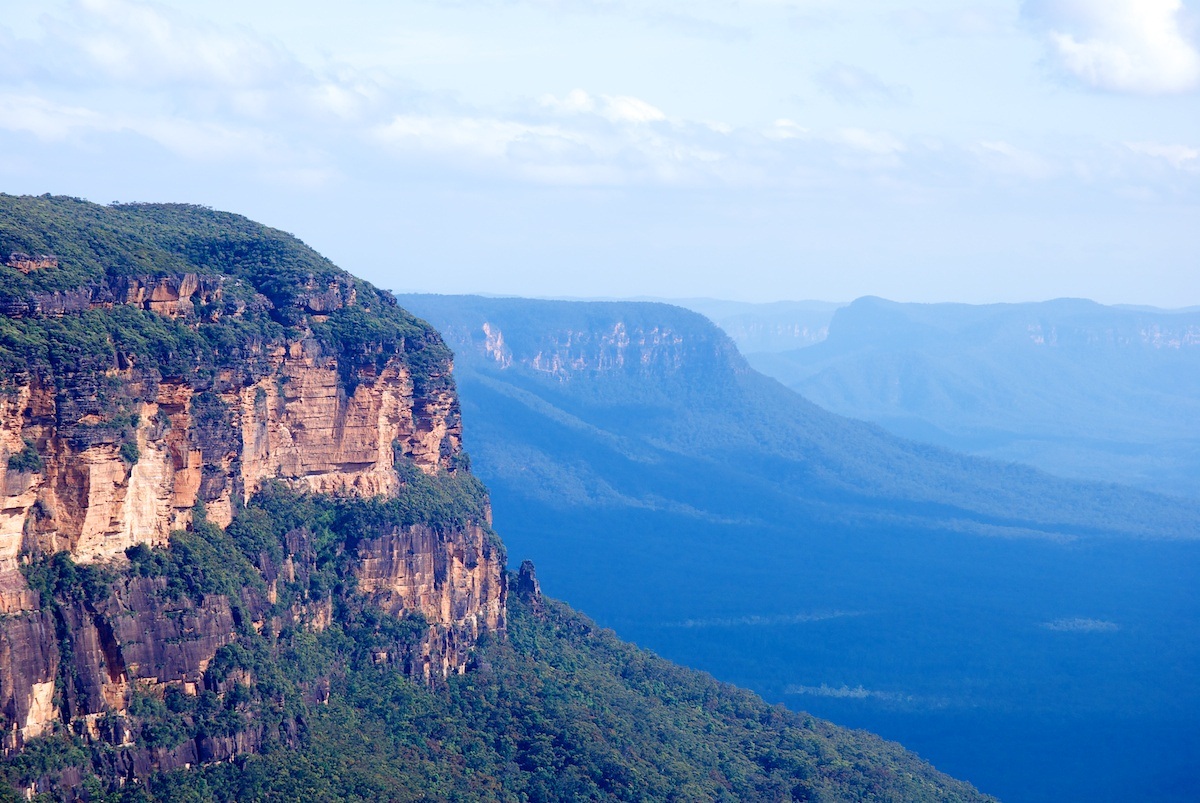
1;0;1197;305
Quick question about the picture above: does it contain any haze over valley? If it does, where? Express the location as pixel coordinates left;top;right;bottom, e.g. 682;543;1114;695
2;0;1198;800
678;296;1200;498
401;292;1200;803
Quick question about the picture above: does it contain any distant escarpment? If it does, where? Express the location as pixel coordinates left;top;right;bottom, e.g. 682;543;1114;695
400;293;1200;540
0;197;504;770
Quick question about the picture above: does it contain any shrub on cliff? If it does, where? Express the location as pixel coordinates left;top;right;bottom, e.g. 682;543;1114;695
6;439;42;473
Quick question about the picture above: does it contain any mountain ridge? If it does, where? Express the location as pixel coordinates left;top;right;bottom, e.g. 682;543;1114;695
401;293;1200;541
741;295;1200;497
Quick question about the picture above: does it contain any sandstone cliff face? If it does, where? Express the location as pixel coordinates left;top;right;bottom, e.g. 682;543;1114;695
483;320;693;380
0;326;460;568
0;265;501;759
356;523;506;681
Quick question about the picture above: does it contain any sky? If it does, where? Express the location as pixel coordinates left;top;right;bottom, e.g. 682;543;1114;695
1;0;1198;305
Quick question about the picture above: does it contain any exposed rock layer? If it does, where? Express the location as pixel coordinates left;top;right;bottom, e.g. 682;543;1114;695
0;327;460;569
0;269;501;763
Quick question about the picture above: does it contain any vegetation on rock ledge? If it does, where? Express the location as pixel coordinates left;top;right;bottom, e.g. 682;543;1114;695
0;194;453;398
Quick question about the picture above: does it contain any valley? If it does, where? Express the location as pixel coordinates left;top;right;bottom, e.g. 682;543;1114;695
401;293;1200;803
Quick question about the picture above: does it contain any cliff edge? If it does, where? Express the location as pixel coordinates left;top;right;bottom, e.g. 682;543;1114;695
0;196;504;758
0;196;996;803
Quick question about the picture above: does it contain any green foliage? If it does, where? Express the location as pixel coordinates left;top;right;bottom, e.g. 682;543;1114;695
22;552;115;606
7;438;43;473
224;475;494;611
118;441;139;465
128;690;190;750
0;198;992;802
0;735;88;799
126;506;265;610
0;194;455;400
75;594;988;803
2;468;987;803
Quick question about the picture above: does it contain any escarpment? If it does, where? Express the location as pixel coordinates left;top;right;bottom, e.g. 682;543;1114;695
0;329;459;565
0;197;1002;803
0;196;505;771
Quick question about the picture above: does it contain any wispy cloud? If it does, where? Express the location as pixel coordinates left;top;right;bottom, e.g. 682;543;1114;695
371;90;728;185
890;8;1014;38
4;0;392;124
785;682;961;710
0;94;112;141
3;0;1195;201
972;139;1057;179
1126;141;1200;171
1023;0;1200;94
836;128;906;155
785;683;916;703
814;63;911;105
60;0;294;88
645;11;751;43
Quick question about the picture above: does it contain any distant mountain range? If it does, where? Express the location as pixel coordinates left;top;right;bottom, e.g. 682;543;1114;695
658;298;842;353
403;294;1197;540
400;293;1200;803
677;296;1200;498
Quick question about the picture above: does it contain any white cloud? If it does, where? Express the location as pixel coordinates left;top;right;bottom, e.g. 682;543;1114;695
1126;141;1200;170
644;12;751;43
784;683;917;704
836;128;906;155
601;94;668;124
890;8;1013;38
1024;0;1200;93
541;90;667;124
763;119;809;141
669;610;862;628
972;139;1056;179
4;0;1194;199
0;94;112;140
57;0;296;88
373;115;570;160
0;91;317;172
1042;617;1119;632
10;0;387;126
370;104;731;186
541;88;597;114
135;118;287;162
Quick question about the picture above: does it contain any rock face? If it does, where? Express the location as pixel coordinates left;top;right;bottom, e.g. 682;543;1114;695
4;253;58;275
0;199;506;770
0;304;496;743
0;308;461;569
355;522;506;680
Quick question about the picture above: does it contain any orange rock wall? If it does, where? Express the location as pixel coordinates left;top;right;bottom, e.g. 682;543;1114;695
0;344;460;574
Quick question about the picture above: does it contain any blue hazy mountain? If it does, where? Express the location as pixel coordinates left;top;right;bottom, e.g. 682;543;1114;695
734;296;1200;498
399;293;1200;803
660;298;842;353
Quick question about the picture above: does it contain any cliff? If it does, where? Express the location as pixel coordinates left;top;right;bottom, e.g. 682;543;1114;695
0;196;504;764
0;197;996;803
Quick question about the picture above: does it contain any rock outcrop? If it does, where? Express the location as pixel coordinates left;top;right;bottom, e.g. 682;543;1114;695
355;522;506;680
0;198;506;768
0;322;461;567
4;253;57;275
